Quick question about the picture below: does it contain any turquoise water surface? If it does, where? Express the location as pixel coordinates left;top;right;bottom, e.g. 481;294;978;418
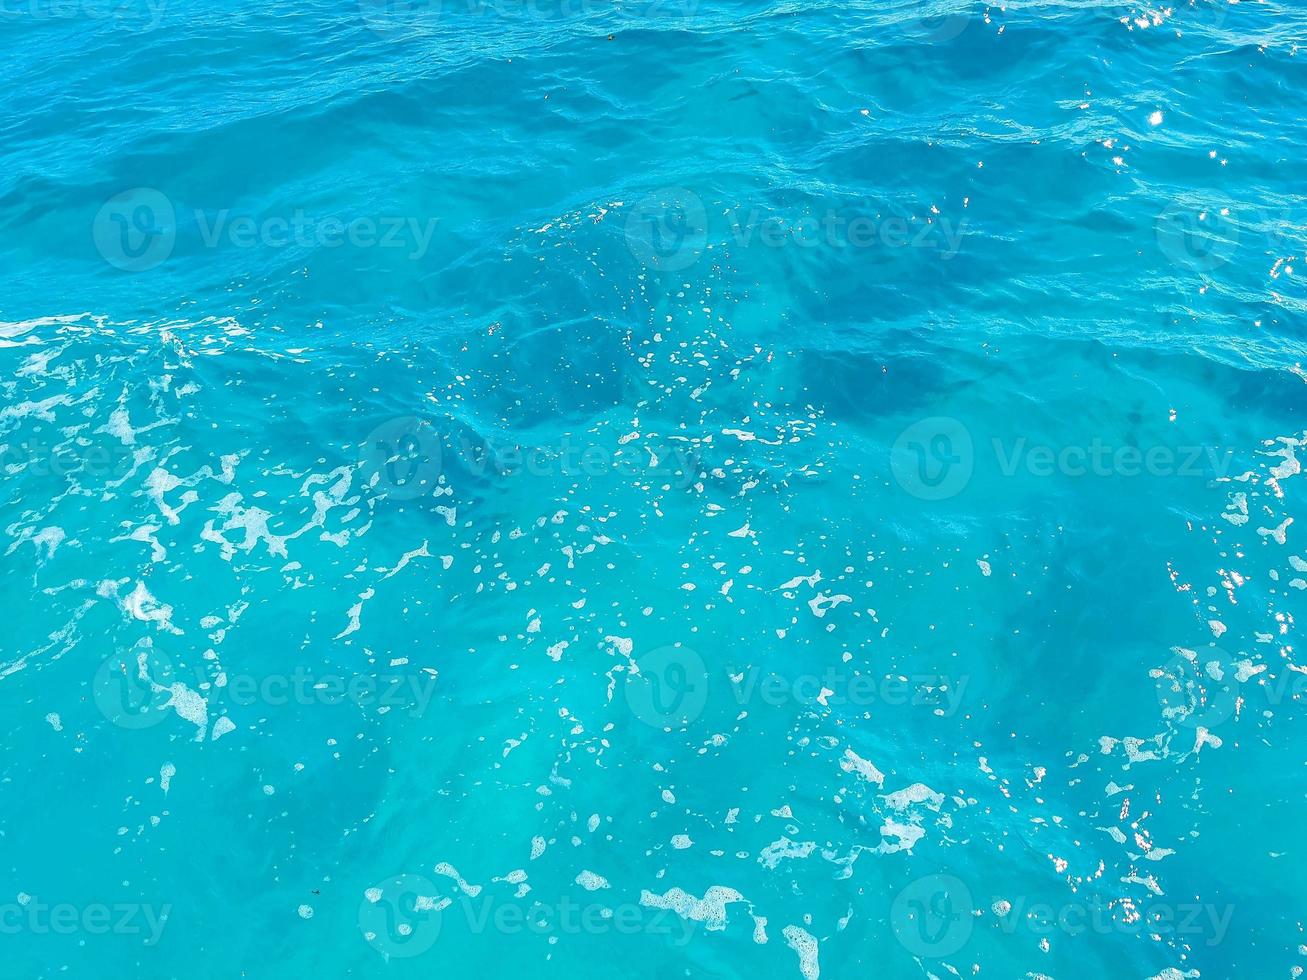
2;1;1306;977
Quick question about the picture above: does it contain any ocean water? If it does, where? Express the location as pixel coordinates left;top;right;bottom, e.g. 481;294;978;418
1;1;1305;977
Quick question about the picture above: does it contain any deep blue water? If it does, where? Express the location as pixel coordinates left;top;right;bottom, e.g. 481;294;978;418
1;1;1306;977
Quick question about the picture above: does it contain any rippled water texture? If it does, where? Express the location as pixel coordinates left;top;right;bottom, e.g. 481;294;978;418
1;1;1305;977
